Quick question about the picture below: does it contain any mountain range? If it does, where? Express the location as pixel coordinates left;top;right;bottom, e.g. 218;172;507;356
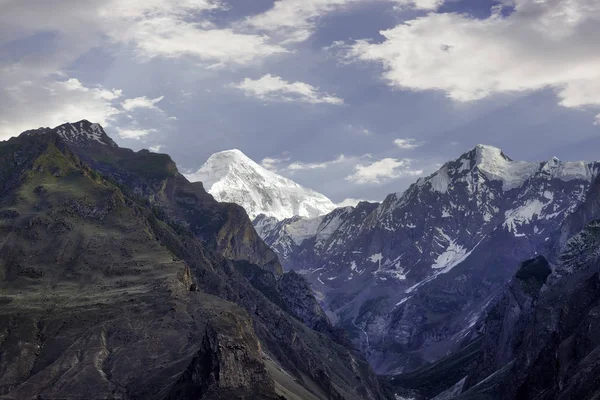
5;121;600;400
243;144;600;374
0;121;391;400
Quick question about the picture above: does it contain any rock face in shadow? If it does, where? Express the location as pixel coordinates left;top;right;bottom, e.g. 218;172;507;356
0;122;392;400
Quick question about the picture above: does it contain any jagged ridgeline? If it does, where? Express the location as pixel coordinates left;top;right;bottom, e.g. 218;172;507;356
0;121;393;400
256;145;600;375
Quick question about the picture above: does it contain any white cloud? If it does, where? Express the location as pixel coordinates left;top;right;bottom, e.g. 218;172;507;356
0;78;122;138
261;155;291;171
394;138;422;149
98;0;287;66
117;128;156;140
341;0;600;121
0;0;286;137
346;158;423;184
233;74;344;105
288;154;347;171
121;22;286;66
245;0;442;43
1;0;286;73
391;0;443;10
346;124;373;136
122;96;164;111
245;0;359;43
149;144;163;152
336;198;379;207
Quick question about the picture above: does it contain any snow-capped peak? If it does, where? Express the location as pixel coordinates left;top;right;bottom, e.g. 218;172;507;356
185;149;337;220
426;144;599;193
470;144;539;190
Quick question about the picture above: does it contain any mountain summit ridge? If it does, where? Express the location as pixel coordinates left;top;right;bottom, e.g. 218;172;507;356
185;148;337;220
21;119;118;148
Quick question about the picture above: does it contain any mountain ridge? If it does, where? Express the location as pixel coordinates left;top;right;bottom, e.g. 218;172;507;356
256;143;600;374
0;121;392;400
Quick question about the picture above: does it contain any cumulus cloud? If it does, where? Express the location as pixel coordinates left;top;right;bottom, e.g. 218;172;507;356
122;96;164;111
95;0;288;67
0;78;122;138
261;155;291;171
232;74;344;105
1;0;286;73
245;0;442;43
117;128;157;140
346;158;423;184
288;154;347;170
0;0;286;137
394;138;422;149
341;0;600;122
149;144;163;152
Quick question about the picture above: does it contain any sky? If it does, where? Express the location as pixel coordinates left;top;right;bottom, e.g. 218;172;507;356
1;0;600;203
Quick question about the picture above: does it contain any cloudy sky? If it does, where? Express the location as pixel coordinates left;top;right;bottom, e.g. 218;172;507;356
1;0;599;203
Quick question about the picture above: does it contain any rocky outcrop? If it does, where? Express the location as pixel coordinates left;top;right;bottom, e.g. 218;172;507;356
278;271;331;330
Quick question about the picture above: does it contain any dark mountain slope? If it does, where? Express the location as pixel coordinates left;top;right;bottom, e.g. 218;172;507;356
0;124;390;400
0;133;276;399
47;120;281;274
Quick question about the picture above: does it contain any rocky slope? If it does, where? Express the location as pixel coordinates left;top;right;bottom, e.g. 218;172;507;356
185;149;337;220
388;174;600;399
0;121;392;400
257;145;600;374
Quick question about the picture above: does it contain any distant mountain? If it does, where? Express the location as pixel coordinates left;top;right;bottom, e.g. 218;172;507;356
256;144;600;374
185;149;337;220
0;121;392;400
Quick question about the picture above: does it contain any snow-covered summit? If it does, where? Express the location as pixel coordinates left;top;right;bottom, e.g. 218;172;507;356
470;144;539;190
185;149;337;220
426;144;599;193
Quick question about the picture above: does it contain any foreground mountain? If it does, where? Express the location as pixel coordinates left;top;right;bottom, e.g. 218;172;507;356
0;121;392;400
257;144;600;374
185;149;337;220
389;173;600;399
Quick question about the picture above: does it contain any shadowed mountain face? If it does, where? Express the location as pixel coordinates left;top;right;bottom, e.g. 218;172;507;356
256;145;600;374
0;121;392;400
387;174;600;400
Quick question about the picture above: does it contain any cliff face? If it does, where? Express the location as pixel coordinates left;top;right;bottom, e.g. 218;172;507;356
0;122;391;400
